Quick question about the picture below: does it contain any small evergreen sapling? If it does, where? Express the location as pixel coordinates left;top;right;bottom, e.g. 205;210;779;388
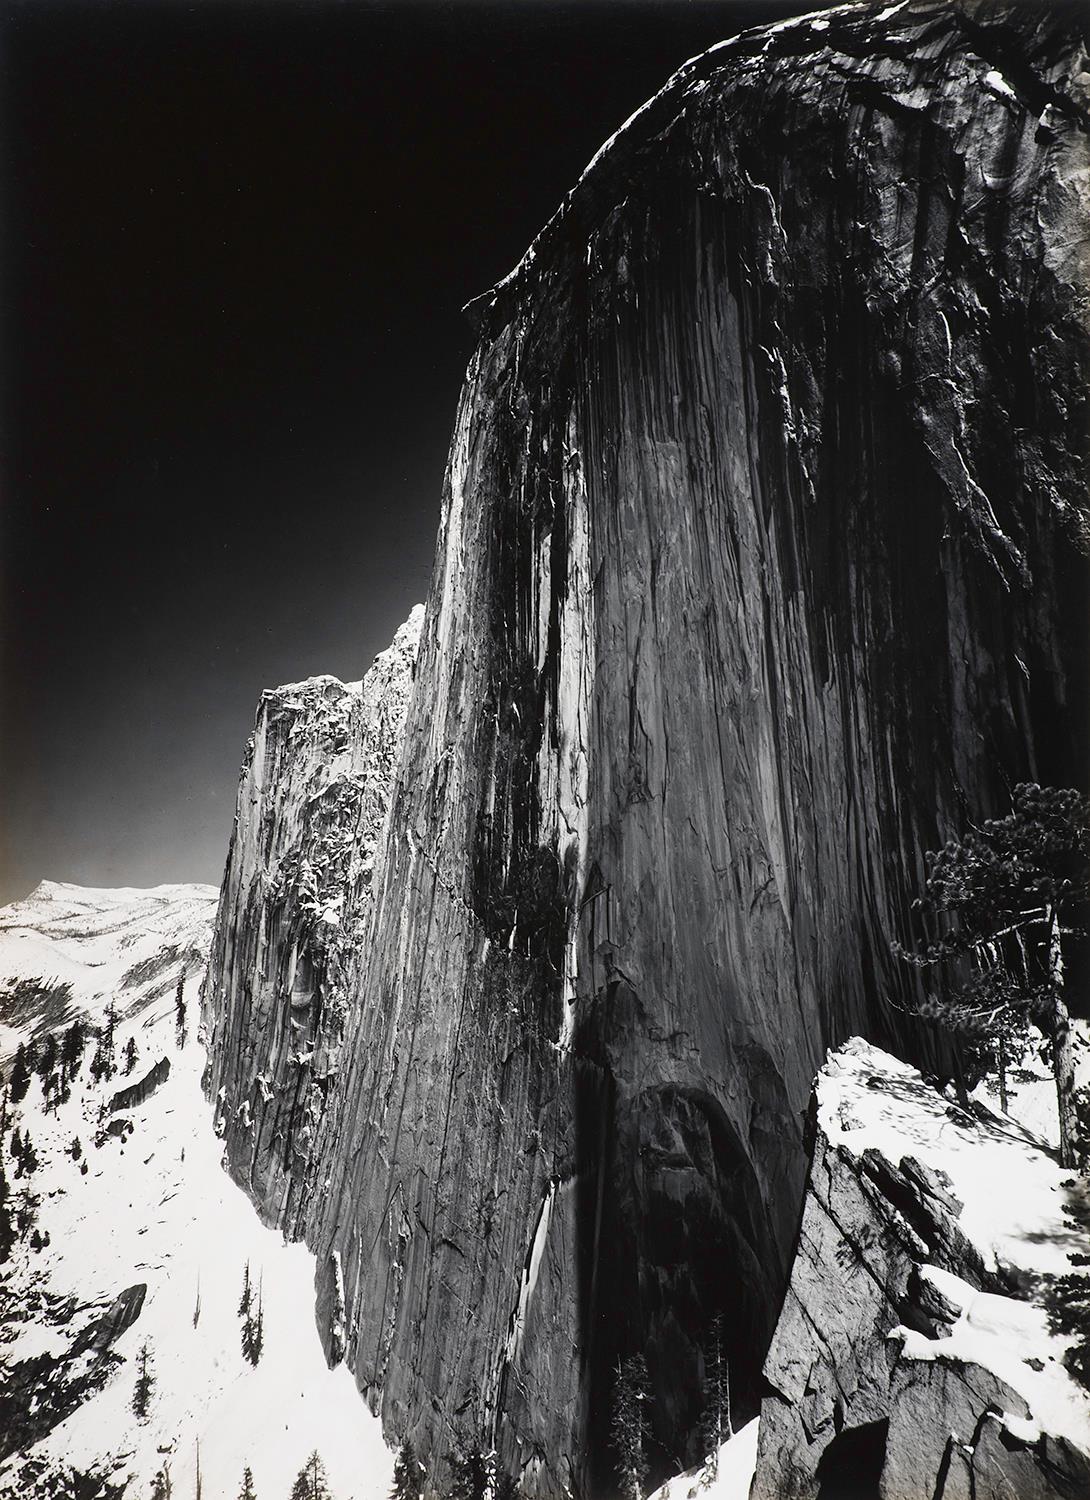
237;1466;257;1500
132;1340;155;1420
125;1037;139;1075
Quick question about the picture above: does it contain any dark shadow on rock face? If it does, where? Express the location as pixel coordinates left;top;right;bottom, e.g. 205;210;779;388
629;1083;779;1462
816;1419;890;1500
575;991;786;1495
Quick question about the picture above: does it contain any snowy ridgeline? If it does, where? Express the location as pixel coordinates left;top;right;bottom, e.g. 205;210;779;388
1;882;1087;1500
0;882;394;1500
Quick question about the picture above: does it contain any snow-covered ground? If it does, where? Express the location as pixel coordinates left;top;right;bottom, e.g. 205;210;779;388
821;1036;1090;1452
646;1419;759;1500
0;881;217;1063
0;882;394;1500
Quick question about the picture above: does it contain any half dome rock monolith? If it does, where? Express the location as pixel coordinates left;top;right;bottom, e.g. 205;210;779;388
206;4;1089;1495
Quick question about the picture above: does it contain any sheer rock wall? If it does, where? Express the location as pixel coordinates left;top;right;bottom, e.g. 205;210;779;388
207;2;1088;1494
201;608;423;1230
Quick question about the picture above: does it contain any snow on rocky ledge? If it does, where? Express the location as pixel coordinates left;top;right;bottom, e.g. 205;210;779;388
751;1037;1090;1500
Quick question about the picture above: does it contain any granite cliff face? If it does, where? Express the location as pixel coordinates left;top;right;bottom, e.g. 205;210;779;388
201;608;422;1230
205;2;1089;1494
752;1040;1090;1500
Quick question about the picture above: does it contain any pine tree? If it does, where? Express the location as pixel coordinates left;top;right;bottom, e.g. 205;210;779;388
390;1441;424;1500
9;1043;30;1105
237;1466;257;1500
447;1440;489;1500
10;1126;21;1162
16;1180;38;1239
240;1261;263;1363
250;1285;264;1364
612;1354;650;1500
132;1340;155;1420
21;1132;38;1177
492;1468;521;1500
1044;1272;1090;1390
35;1033;57;1083
0;1158;14;1263
894;784;1089;1167
175;972;187;1037
90;1010;118;1083
699;1312;732;1483
150;1463;172;1500
62;1018;86;1077
125;1037;139;1075
290;1450;331;1500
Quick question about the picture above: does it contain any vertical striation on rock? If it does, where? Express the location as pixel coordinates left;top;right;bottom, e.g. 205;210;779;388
207;2;1089;1494
201;607;423;1232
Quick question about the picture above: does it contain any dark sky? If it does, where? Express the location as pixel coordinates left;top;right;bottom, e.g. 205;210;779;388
2;0;823;904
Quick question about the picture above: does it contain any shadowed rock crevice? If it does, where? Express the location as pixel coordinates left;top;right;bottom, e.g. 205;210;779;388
814;1418;888;1500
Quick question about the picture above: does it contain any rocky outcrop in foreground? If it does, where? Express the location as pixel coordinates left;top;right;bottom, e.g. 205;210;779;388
201;607;423;1231
204;1;1089;1492
753;1039;1090;1500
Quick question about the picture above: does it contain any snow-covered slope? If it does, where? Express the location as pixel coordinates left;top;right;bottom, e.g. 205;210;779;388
646;1419;759;1500
0;883;393;1500
0;881;218;1062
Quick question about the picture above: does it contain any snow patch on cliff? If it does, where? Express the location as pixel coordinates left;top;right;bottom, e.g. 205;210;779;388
820;1039;1090;1448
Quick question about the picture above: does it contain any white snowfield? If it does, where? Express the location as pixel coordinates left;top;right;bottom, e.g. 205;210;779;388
0;881;394;1500
0;881;219;1062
